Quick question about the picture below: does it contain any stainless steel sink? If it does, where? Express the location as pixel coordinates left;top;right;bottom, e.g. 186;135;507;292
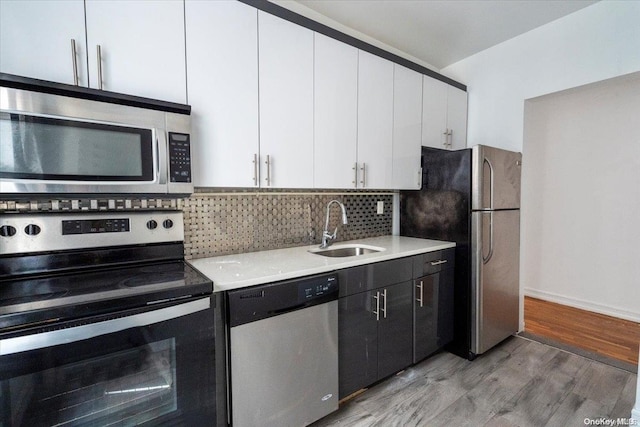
309;244;384;258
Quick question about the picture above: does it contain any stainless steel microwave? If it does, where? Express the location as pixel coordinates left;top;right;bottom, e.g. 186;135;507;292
0;73;193;197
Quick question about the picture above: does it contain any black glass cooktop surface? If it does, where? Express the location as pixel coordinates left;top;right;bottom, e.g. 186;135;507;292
0;261;212;332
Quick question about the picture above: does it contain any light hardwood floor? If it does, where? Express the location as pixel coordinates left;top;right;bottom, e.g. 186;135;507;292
525;296;640;365
312;336;637;427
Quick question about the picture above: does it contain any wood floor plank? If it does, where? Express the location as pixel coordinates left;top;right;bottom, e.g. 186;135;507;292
609;374;638;420
497;372;577;427
312;337;638;427
544;393;609;427
368;379;467;427
524;296;640;364
573;361;632;413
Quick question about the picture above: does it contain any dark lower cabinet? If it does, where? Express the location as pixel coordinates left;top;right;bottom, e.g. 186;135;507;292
377;282;413;379
414;267;454;363
338;250;455;399
338;281;413;399
338;291;379;398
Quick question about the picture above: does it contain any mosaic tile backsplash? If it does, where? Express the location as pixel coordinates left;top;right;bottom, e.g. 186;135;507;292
183;192;393;259
0;191;393;260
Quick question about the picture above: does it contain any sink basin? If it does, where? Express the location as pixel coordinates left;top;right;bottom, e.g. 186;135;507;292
309;244;384;258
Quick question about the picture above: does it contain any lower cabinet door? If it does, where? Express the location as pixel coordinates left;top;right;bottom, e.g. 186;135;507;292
413;274;438;363
338;291;379;399
437;268;455;348
377;281;413;379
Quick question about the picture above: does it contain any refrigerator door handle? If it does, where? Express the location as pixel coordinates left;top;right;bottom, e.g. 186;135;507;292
483;157;495;210
482;211;494;264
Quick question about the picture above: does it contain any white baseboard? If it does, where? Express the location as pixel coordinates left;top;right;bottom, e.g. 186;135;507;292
524;288;640;323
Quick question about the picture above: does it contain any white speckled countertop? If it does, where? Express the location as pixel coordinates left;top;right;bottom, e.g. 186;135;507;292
188;235;455;292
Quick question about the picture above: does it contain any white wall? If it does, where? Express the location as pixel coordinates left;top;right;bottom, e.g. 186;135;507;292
441;0;640;153
521;72;640;322
441;0;640;329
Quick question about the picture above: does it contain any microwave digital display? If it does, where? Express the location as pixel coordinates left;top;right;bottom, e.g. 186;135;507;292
0;113;154;181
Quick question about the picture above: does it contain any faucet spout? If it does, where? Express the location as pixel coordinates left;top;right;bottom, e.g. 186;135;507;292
320;200;348;249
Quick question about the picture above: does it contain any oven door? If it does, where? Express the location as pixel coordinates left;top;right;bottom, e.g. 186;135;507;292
0;297;216;427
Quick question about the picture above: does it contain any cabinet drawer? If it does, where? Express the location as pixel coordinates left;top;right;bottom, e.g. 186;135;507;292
338;257;413;297
413;248;455;276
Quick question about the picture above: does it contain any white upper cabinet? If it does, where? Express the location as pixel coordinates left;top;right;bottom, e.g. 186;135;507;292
258;12;314;188
186;1;259;188
314;33;358;189
0;0;87;86
422;76;468;150
357;51;394;189
421;76;449;149
446;86;468;150
392;64;423;190
85;0;186;103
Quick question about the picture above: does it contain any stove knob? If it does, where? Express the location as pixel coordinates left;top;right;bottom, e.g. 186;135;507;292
25;224;41;236
0;225;17;237
146;220;158;230
163;219;174;229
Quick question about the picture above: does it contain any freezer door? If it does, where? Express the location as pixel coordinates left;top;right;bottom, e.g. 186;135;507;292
471;210;520;355
472;145;522;210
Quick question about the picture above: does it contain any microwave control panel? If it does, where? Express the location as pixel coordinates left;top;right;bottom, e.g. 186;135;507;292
168;132;192;183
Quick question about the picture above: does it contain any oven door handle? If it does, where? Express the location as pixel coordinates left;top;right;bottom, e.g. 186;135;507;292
0;298;210;356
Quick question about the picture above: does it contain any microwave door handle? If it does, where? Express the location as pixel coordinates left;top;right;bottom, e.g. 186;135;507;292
0;298;209;356
156;136;160;181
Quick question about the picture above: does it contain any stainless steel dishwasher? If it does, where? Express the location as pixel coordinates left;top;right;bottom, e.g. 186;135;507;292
227;273;339;427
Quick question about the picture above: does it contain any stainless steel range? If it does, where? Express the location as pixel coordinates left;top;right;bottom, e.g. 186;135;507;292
0;211;222;426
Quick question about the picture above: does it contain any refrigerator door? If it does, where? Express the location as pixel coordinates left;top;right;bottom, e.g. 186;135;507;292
472;145;522;211
471;209;520;355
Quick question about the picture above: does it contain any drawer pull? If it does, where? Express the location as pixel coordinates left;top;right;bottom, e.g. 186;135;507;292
430;260;448;266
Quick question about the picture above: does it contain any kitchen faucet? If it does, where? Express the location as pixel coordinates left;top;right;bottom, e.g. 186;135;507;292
320;200;348;249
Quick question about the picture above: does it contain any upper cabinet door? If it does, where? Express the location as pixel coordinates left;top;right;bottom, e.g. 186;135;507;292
258;12;314;188
314;33;358;189
421;76;448;149
85;0;186;103
0;0;87;86
186;1;259;188
392;64;423;190
357;50;394;189
447;86;468;150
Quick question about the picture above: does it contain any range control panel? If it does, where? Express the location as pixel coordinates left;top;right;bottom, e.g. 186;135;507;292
62;218;130;235
0;211;184;255
168;132;192;183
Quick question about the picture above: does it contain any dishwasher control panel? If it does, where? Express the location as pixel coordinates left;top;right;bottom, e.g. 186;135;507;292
227;273;339;327
298;275;338;301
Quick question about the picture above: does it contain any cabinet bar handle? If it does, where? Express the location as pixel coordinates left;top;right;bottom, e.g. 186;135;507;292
253;154;258;186
430;260;448;266
381;289;387;319
96;45;103;90
416;281;424;307
360;163;366;187
372;292;380;321
70;39;79;86
265;155;271;187
352;162;358;188
448;129;453;147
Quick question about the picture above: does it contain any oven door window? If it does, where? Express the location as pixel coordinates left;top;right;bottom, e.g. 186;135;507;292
0;299;215;426
0;112;154;181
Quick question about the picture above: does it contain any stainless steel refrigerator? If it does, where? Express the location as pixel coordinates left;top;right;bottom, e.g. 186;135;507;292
400;145;521;359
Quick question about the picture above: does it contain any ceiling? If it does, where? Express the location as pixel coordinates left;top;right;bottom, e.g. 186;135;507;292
277;0;599;70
